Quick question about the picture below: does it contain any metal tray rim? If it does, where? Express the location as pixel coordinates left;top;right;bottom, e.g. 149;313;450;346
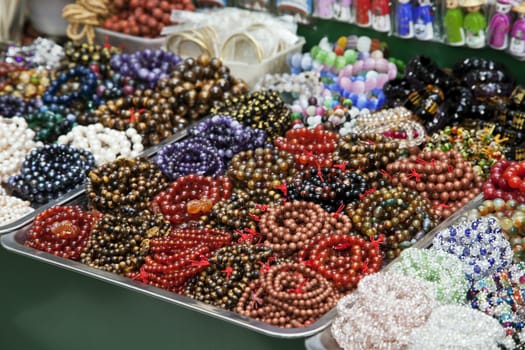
0;229;335;338
0;193;483;338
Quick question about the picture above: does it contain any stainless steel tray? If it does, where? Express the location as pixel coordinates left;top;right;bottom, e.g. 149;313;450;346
0;192;482;338
0;127;190;235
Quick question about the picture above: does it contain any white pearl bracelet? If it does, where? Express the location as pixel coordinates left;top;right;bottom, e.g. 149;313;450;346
57;124;144;166
0;195;33;226
0;116;42;184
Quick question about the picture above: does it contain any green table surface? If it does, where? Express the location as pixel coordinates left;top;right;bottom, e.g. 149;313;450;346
0;247;305;350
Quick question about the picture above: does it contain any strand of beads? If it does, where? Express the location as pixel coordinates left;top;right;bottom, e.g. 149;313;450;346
228;148;296;204
333;132;402;185
236;262;338;328
408;305;505;350
274;126;338;170
0;95;40;118
5;38;65;70
0;195;33;225
389;248;469;304
60;41;120;79
423;125;503;178
298;234;382;291
25;206;100;260
253;71;324;106
468;263;525;346
259;201;353;259
161;56;248;121
0;69;50;100
291;95;358;132
0;116;41;183
23;110;75;143
154;138;225;181
346;186;439;259
42;66;99;107
188;115;268;163
88;89;187;147
341;107;426;148
483;160;525;203
57;124;144;166
151;175;232;227
8;144;95;204
86;157;168;214
501;160;525;197
210;90;291;141
287;167;368;212
128;228;232;293
469;198;525;260
110;49;182;90
432;217;514;281
201;189;262;235
185;245;274;310
386;150;483;218
80;209;171;275
331;272;435;350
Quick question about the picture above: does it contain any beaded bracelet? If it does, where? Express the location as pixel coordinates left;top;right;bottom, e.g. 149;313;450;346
259;201;353;259
8;144;95;204
483;160;525;203
432;216;514;281
469;198;525;260
201;188;263;236
236;262;339;328
57;124;144;166
0;95;40;118
0;116;41;183
274;126;338;170
319;69;387;112
23;110;75;143
110;49;182;90
332;132;402;175
25;206;99;260
188;115;268;163
87;157;168;215
0;195;33;225
386;149;483;218
468;263;525;346
287;167;368;212
408;305;505;350
61;41;120;79
341;107;426;148
89;90;188;147
161;56;248;122
253;71;324;106
5;38;65;70
210;90;291;141
346;186;439;259
185;244;274;310
42;66;99;107
154;137;226;181
338;57;397;94
423;125;503;179
331;271;435;350
228;148;296;204
151;175;232;227
128;227;232;293
298;233;383;291
389;248;469;304
81;210;172;275
0;69;50;100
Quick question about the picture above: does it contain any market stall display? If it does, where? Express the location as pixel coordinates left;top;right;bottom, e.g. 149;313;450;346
5;3;525;349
